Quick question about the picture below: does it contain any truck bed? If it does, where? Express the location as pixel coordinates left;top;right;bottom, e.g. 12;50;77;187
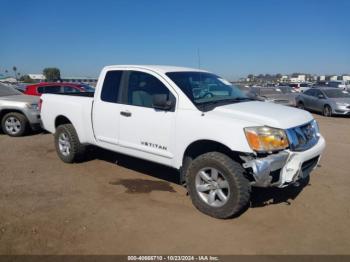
40;93;95;144
52;92;95;97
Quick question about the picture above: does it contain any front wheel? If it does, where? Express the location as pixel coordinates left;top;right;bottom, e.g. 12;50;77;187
1;112;28;137
297;102;305;110
185;152;251;219
54;124;86;163
323;105;332;117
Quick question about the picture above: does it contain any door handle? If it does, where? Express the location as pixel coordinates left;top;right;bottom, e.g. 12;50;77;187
120;111;132;117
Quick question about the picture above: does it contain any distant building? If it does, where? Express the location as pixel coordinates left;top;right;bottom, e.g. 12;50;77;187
279;75;289;82
339;75;350;81
28;74;45;81
326;75;338;81
318;75;326;81
311;75;318;81
290;74;306;83
61;76;97;84
0;76;17;83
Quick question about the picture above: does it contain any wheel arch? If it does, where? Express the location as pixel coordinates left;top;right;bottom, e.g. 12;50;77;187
323;104;333;114
180;139;244;184
0;109;26;120
55;115;72;129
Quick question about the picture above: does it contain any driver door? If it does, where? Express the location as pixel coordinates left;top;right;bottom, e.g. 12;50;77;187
312;89;325;112
118;70;177;166
302;89;316;109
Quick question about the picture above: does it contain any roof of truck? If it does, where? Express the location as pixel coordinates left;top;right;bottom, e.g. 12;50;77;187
103;65;209;74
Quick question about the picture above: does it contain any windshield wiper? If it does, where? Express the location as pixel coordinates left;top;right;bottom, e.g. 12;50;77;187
196;97;254;112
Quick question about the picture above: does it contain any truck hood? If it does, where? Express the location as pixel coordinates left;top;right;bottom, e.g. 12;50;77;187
212;101;313;129
0;94;39;104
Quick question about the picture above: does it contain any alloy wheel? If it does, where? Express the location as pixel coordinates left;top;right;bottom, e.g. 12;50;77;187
58;132;71;156
5;117;21;135
195;167;230;207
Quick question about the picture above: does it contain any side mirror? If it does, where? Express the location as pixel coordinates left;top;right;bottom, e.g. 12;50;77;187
318;94;325;99
152;94;174;111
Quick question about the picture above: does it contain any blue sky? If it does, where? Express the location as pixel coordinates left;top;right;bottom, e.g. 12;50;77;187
0;0;349;80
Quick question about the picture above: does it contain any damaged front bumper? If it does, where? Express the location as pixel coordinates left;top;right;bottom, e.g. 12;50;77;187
241;136;326;188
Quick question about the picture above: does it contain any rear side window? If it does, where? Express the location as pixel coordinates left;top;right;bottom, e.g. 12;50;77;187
63;86;80;93
37;86;44;93
101;71;123;103
38;86;62;94
304;89;315;96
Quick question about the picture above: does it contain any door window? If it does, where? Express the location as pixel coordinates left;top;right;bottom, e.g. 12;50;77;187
101;71;123;103
312;90;320;96
126;71;174;109
304;89;315;96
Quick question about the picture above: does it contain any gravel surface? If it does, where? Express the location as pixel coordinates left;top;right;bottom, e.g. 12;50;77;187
0;114;349;254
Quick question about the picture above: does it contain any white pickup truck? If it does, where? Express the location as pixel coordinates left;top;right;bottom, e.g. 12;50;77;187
41;65;326;218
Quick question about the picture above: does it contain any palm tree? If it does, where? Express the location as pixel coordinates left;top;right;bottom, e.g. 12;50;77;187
13;66;17;80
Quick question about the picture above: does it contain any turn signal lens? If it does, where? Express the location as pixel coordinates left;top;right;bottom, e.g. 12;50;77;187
244;126;289;152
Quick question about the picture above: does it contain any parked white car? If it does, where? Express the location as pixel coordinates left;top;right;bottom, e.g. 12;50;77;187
327;81;349;90
40;65;326;218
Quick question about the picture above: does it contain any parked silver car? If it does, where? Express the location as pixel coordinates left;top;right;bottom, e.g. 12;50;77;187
0;84;41;136
248;86;297;106
296;87;350;117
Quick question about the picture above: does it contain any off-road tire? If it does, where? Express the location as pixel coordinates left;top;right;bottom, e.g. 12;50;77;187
1;112;28;137
186;152;251;219
54;124;86;163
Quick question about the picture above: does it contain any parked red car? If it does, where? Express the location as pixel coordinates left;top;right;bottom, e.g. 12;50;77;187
24;82;94;96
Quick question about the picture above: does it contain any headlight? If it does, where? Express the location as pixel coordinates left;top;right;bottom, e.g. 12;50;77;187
311;119;320;136
26;103;39;110
244;126;289;152
336;102;348;107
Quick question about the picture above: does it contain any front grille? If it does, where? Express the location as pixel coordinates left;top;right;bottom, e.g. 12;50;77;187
286;121;320;152
270;169;281;183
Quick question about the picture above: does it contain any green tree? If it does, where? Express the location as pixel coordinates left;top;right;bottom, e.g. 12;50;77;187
19;74;34;83
43;67;61;81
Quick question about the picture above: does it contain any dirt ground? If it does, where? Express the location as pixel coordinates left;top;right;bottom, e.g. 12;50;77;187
0;114;349;255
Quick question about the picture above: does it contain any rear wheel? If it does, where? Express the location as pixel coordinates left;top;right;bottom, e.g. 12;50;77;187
185;152;251;219
297;102;305;110
323;105;332;117
1;112;28;137
54;124;86;163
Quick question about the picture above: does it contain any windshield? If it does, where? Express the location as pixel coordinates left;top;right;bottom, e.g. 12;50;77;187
79;84;95;92
0;84;22;96
259;88;282;96
278;86;294;93
166;72;248;105
323;89;350;98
